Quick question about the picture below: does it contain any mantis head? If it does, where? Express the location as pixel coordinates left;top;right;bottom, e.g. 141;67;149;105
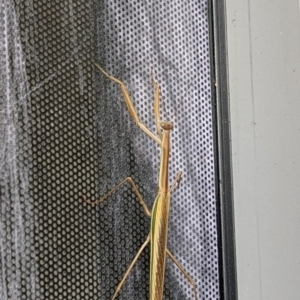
160;121;173;131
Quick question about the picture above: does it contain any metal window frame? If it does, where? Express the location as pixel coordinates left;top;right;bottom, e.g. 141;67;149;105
208;1;238;299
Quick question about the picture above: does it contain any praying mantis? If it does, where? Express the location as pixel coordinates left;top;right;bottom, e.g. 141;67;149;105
82;62;198;300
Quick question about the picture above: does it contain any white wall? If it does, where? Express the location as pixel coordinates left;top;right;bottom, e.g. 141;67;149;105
226;1;300;299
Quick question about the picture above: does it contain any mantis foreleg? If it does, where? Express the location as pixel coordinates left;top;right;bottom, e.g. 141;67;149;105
151;70;163;140
94;62;161;145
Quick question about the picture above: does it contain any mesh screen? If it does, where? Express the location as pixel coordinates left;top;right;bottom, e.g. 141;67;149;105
1;0;219;299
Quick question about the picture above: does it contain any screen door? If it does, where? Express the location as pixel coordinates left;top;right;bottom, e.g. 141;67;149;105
1;1;223;299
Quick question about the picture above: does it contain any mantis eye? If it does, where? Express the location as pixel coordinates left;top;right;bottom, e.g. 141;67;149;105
160;122;173;130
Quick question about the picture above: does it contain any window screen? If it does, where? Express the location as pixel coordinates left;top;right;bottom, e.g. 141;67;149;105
1;0;220;299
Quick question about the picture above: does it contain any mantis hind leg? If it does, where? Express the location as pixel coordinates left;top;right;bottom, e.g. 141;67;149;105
166;249;198;300
112;235;150;300
168;171;198;299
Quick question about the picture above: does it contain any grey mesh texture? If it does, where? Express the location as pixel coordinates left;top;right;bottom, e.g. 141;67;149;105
0;0;220;299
